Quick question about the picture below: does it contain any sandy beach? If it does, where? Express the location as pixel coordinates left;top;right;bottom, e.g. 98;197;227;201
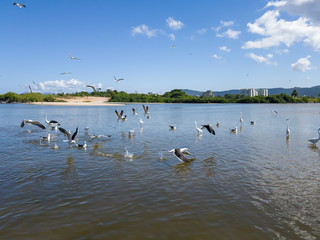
29;97;124;106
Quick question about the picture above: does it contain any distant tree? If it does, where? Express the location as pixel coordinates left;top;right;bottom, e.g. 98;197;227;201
291;89;298;97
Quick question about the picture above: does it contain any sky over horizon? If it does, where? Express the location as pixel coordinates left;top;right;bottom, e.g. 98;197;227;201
1;0;320;94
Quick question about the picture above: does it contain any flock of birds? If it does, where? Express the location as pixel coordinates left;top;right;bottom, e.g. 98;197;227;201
20;106;320;164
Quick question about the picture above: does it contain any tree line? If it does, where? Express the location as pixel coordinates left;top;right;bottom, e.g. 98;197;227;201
0;89;319;104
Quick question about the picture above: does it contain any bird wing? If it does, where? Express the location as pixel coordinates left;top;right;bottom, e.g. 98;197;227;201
20;120;26;128
115;110;121;119
120;110;124;117
208;126;215;135
71;127;78;140
58;127;71;141
175;149;189;163
31;121;46;129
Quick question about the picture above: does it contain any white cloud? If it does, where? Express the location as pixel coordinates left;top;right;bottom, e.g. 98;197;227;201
166;17;184;31
197;28;207;34
219;46;231;52
247;52;275;65
212;54;222;59
132;24;159;38
216;29;241;39
242;10;320;50
291;55;312;71
220;20;234;27
38;79;87;93
169;33;175;41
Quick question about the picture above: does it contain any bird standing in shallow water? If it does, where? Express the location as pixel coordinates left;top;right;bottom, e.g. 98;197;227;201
286;119;290;137
308;128;320;145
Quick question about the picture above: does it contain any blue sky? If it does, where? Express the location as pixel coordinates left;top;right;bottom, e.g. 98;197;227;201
1;0;320;94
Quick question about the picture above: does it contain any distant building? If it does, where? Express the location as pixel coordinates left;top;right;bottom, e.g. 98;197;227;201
202;90;214;97
240;88;268;97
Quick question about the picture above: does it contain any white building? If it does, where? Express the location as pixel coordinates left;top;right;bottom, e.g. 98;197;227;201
240;88;268;97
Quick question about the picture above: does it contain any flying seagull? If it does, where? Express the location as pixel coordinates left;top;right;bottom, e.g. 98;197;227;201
170;45;175;49
58;127;78;143
201;124;215;135
21;120;46;129
60;72;72;75
87;85;98;92
132;108;137;115
115;110;125;121
114;75;124;83
308;128;320;145
28;85;33;93
13;2;26;8
142;105;150;114
168;148;191;163
68;53;80;60
45;113;60;126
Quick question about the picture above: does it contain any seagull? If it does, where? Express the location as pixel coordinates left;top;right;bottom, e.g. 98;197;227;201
201;124;215;135
90;134;111;139
168;148;190;163
58;127;78;143
216;122;220;128
124;148;134;158
271;110;278;115
76;141;87;149
114;75;124;83
195;121;203;134
170;45;175;49
87;85;97;92
308;128;320;145
286;119;290;137
240;112;243;123
60;72;72;75
21;119;46;129
169;124;176;130
132;108;138;115
115;110;125;121
147;116;151;119
68;53;80;60
250;121;255;125
45;113;60;126
142;105;150;114
13;2;26;8
40;133;51;143
139;119;144;124
230;127;238;134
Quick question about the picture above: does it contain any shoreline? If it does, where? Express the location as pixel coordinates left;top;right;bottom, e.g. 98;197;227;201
29;96;125;106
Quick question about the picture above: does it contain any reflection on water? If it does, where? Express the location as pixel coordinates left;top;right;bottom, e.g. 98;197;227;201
0;103;320;239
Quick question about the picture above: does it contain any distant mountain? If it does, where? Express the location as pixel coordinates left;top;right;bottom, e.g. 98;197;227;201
182;85;320;97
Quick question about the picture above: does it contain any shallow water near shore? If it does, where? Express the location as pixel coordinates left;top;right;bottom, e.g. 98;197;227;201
1;103;320;239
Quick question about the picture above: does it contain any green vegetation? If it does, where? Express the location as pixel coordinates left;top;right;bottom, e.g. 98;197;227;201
0;89;319;104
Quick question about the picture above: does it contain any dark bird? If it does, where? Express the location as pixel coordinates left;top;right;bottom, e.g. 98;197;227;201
13;2;26;8
132;108;137;115
115;110;125;121
142;105;149;114
21;120;46;129
60;72;72;75
168;148;190;163
201;124;215;135
250;121;255;125
87;85;97;92
169;124;176;130
58;127;78;142
76;141;87;148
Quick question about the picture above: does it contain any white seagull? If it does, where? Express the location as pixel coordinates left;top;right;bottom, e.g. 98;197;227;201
308;128;320;145
240;112;243;123
139;119;144;124
68;53;80;60
114;75;124;83
195;121;203;135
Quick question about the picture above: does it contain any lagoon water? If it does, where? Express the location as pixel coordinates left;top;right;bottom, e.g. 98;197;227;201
0;103;320;239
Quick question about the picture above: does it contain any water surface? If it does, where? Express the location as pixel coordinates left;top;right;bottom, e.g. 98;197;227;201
0;103;320;239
